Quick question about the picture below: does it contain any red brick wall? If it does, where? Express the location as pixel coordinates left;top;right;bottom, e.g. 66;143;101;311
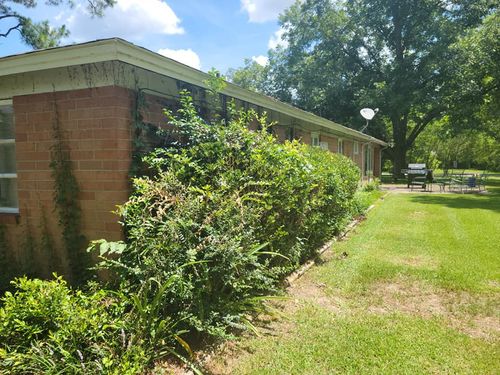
343;140;352;158
139;93;178;129
1;84;381;276
273;125;287;142
296;129;311;145
1;86;133;277
320;134;337;152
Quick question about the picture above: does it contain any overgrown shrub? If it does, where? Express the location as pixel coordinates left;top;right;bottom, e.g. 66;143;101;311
0;277;135;373
0;276;191;374
92;92;361;337
0;92;365;373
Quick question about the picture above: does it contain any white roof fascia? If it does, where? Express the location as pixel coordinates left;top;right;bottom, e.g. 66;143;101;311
0;39;387;146
0;41;119;76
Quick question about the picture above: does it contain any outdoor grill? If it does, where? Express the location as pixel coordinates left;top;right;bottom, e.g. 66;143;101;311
402;164;433;190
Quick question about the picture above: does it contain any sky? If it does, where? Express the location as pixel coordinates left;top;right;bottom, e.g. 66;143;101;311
0;0;294;73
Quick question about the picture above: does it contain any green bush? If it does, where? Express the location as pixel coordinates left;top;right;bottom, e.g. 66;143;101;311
91;92;361;337
351;190;382;217
0;276;188;374
361;177;380;192
0;92;366;372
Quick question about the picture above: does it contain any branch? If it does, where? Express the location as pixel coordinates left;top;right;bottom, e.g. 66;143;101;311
0;13;23;38
405;107;444;148
0;22;21;38
0;14;19;21
87;0;98;14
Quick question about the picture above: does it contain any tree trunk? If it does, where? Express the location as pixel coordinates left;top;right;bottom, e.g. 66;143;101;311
391;115;408;178
393;143;407;179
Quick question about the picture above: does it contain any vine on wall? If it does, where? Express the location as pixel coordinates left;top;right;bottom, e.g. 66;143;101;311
131;89;148;176
39;205;62;277
50;95;91;285
0;224;14;292
21;217;38;279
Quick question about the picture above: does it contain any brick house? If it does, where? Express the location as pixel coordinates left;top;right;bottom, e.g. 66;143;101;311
0;38;386;277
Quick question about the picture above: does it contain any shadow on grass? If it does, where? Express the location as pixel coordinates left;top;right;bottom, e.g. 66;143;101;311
409;186;500;212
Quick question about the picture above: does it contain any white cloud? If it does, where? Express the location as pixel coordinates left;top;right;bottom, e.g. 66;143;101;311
65;0;183;42
241;0;295;23
252;55;269;66
268;27;288;50
157;48;201;70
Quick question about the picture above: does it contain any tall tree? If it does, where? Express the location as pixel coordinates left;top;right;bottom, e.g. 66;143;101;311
256;0;495;175
226;58;269;93
0;0;114;49
446;10;499;137
409;11;500;172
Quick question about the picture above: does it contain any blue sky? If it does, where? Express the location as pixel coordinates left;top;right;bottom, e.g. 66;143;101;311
0;0;294;73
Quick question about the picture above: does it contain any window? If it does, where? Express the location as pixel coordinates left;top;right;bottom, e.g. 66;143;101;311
0;100;18;213
286;126;295;142
311;132;320;147
319;141;329;150
338;138;344;154
353;141;359;155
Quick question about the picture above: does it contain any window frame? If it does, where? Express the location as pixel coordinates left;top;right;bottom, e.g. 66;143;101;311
338;138;344;154
311;132;320;147
364;144;374;177
353;141;359;155
0;99;18;214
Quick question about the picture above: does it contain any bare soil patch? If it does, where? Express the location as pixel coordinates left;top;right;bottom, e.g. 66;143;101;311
386;254;438;270
288;277;345;314
157;274;500;374
368;276;500;340
201;276;348;375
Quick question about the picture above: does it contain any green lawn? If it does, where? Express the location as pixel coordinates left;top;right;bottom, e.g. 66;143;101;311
208;179;500;374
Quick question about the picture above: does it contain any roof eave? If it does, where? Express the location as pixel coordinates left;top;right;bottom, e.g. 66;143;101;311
0;38;388;146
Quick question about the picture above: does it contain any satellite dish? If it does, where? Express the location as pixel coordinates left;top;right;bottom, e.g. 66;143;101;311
360;108;378;120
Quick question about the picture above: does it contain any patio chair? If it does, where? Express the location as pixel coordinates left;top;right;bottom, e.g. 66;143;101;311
450;170;466;192
464;175;479;192
477;172;487;192
435;174;451;192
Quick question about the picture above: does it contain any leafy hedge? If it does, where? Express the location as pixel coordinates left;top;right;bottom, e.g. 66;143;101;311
0;92;363;373
95;92;361;336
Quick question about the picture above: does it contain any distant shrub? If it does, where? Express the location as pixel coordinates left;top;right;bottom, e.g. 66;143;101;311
361;177;381;192
91;92;361;337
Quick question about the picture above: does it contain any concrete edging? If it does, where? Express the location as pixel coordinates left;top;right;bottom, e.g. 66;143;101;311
285;202;377;287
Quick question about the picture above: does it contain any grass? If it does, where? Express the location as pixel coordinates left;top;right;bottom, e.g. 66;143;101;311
208;178;500;374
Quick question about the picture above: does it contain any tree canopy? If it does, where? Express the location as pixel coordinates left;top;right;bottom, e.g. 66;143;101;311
0;0;114;49
446;11;499;137
226;58;269;94
228;0;498;174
